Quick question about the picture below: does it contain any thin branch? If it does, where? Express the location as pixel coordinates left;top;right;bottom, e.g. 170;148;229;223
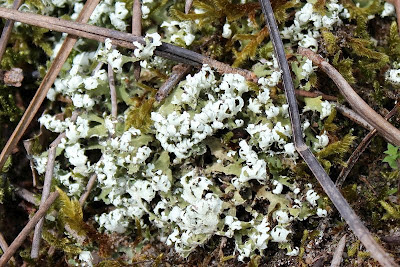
0;232;15;264
155;64;192;102
79;173;97;206
336;102;400;188
185;0;194;14
132;0;142;81
31;111;79;258
330;234;346;267
335;103;374;131
13;185;39;205
0;7;258;82
299;47;400;147
0;0;100;171
294;89;338;101
107;64;118;120
0;0;24;62
0;191;59;266
259;0;398;266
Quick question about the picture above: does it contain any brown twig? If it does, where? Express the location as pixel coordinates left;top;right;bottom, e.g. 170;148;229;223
260;0;398;266
0;0;24;62
330;234;346;267
185;0;194;14
299;47;400;147
0;232;14;264
294;89;338;101
336;102;400;188
0;0;100;171
335;103;374;131
155;64;192;102
13;185;39;205
0;7;257;82
79;173;98;206
132;0;142;81
0;191;59;266
31;111;79;258
107;64;118;120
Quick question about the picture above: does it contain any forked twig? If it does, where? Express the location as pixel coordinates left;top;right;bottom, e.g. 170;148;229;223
299;47;400;147
0;191;59;266
336;102;400;188
330;234;346;267
259;0;397;266
0;0;24;61
0;0;100;171
31;111;79;258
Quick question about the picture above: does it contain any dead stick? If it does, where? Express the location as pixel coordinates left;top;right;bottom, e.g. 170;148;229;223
0;0;100;171
0;0;24;61
108;64;118;120
132;0;142;81
185;0;194;14
260;0;398;266
330;234;346;267
79;173;98;206
294;89;338;101
14;186;38;205
0;191;59;266
0;232;14;264
299;47;400;147
335;103;374;131
336;102;400;188
155;64;192;102
0;7;257;82
30;111;79;258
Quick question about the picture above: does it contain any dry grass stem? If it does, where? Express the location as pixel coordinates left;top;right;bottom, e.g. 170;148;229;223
0;0;100;171
299;47;400;147
0;191;59;266
336;102;400;188
261;0;398;266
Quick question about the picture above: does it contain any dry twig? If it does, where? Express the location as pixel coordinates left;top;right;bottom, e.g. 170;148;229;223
0;191;59;266
0;0;100;171
79;173;98;206
330;234;346;267
336;102;400;188
294;89;337;101
132;0;142;80
31;111;79;258
335;103;374;131
185;0;194;14
0;232;14;264
260;0;397;266
0;0;24;61
13;185;38;205
155;64;192;102
299;47;400;147
0;7;257;83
